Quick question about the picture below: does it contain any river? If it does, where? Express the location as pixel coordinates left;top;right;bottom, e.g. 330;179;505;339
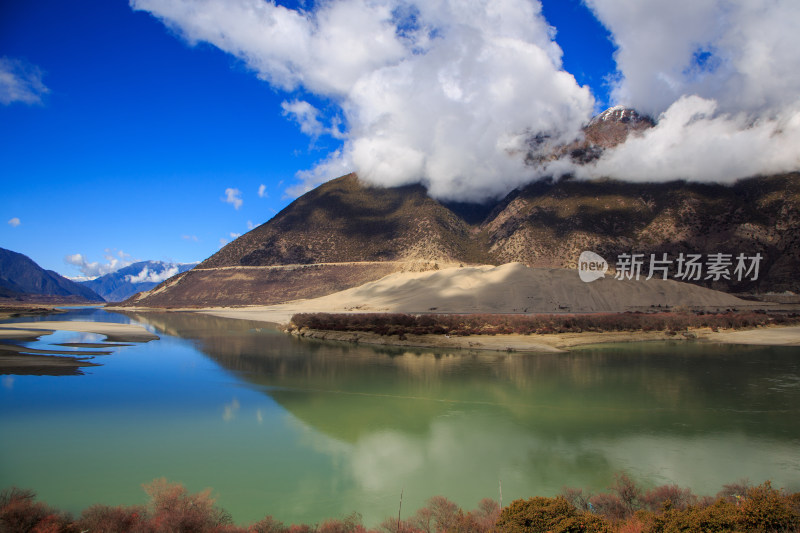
1;307;798;526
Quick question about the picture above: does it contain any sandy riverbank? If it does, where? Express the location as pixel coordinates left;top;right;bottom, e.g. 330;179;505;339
115;263;800;351
0;321;159;342
0;320;160;375
285;324;800;352
180;303;800;351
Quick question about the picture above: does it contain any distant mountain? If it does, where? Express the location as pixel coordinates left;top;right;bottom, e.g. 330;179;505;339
117;107;800;308
549;105;655;164
0;247;104;303
80;261;195;302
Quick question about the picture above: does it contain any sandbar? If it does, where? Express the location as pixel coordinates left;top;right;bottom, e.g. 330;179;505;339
290;326;800;352
0;321;159;342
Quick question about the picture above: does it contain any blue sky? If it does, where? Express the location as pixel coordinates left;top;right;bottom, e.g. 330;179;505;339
2;0;797;279
0;0;614;277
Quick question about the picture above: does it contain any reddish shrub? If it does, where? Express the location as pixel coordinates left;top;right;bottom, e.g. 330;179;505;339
609;474;643;516
588;493;629;523
248;515;289;533
0;487;59;533
143;478;233;533
317;512;366;533
717;478;751;502
76;503;146;532
641;484;696;512
561;488;591;512
286;525;315;533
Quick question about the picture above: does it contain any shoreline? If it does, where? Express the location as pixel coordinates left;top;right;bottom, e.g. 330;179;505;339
112;305;800;351
0;319;160;375
288;325;800;352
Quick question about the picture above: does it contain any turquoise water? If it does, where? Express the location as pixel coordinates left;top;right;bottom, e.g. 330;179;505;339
1;308;799;526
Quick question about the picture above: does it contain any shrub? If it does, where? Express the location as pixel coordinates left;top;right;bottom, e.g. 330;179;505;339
738;481;800;532
658;498;739;533
290;311;800;338
561;488;591;512
0;487;66;533
143;477;233;533
248;515;289;533
496;496;609;533
588;493;629;523
641;484;696;512
317;512;367;533
717;478;751;502
76;503;146;532
610;474;643;516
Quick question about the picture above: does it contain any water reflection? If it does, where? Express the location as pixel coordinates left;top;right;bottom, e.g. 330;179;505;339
117;309;800;506
2;307;798;527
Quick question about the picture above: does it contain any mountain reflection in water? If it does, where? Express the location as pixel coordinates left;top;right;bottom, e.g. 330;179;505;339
1;308;796;527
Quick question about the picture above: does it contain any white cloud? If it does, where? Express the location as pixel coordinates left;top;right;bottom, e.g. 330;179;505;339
229;232;241;239
0;57;49;105
559;96;800;182
64;249;135;279
132;0;594;201
247;220;255;230
257;184;268;198
7;217;20;227
182;234;199;242
131;0;406;96
537;0;800;183
222;187;243;209
135;0;800;195
126;264;180;284
585;0;800;118
281;99;324;137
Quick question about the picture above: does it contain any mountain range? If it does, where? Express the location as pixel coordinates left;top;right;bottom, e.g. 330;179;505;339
0;247;104;303
118;107;800;309
79;260;196;302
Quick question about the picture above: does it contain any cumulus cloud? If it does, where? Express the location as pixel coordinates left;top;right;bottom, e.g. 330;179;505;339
222;187;243;209
257;184;268;198
132;0;594;201
7;217;20;227
585;0;800;118
247;220;256;230
126;264;180;284
561;96;800;182
561;0;800;183
64;249;135;279
281;100;323;137
134;0;800;195
0;57;49;105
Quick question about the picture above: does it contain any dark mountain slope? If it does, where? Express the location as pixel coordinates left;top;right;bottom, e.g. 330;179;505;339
202;173;492;268
0;248;104;303
486;174;800;293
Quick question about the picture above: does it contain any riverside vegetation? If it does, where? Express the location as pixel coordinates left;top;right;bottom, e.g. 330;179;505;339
2;475;799;533
288;310;800;338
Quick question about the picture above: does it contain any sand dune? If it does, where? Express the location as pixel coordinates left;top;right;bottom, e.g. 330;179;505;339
202;263;752;325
